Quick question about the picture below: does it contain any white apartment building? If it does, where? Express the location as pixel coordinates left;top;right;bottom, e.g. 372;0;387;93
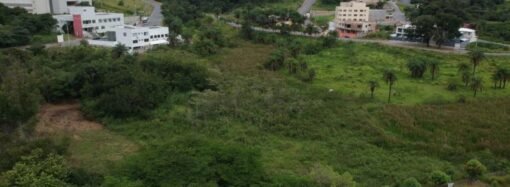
335;1;375;38
88;25;170;52
53;6;124;36
0;0;91;14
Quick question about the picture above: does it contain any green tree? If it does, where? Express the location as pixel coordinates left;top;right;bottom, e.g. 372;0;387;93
383;70;398;103
464;159;487;182
305;24;317;36
461;71;472;87
112;43;128;59
0;62;40;132
412;15;436;46
458;63;471;74
470;77;483;97
368;80;379;99
308;163;356;187
402;177;422;187
493;67;509;89
1;149;70;187
468;49;485;76
265;49;286;71
430;170;451;186
119;136;266;186
193;38;218;56
428;59;440;80
407;59;427;78
240;21;254;40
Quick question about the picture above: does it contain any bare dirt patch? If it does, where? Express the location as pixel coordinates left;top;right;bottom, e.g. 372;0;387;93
36;102;103;136
35;102;138;174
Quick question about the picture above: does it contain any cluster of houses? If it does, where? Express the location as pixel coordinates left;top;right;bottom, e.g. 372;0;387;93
0;0;170;52
332;0;478;46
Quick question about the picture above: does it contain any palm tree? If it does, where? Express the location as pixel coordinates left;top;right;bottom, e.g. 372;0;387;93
383;70;397;103
493;67;510;89
491;72;501;89
428;59;440;80
407;59;427;78
468;49;485;76
462;71;471;87
470;77;483;97
458;63;471;73
368;80;379;99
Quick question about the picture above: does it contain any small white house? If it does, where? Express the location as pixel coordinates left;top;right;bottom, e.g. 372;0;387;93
88;25;170;53
459;28;477;43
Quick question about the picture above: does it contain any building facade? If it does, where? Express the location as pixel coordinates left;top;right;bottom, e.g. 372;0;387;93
88;25;170;52
335;1;375;38
0;0;91;14
53;6;124;36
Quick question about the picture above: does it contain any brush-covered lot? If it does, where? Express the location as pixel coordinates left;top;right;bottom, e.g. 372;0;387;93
303;42;510;104
88;42;510;186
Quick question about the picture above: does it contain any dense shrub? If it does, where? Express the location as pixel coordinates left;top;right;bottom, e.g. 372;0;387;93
116;136;266;186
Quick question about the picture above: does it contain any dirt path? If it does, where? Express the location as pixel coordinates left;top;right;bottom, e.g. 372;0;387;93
36;102;103;136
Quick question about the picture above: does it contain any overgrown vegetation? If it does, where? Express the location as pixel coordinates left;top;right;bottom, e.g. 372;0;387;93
0;4;56;47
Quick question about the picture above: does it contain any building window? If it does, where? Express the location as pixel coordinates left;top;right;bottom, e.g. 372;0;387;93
133;40;138;44
165;34;168;37
101;26;105;29
99;19;102;23
144;39;149;42
123;32;127;37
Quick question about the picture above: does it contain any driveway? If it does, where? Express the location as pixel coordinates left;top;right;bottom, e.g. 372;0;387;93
298;0;317;15
145;0;163;26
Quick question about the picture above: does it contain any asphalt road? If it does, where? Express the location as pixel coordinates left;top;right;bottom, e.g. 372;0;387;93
387;1;407;23
146;0;163;26
298;0;317;15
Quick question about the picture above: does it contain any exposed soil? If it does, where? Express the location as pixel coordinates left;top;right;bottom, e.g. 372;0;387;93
36;102;103;136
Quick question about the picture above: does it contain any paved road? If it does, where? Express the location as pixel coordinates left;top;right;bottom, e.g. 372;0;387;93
226;21;510;56
145;0;163;26
399;0;412;5
387;1;407;23
477;39;510;47
298;0;317;15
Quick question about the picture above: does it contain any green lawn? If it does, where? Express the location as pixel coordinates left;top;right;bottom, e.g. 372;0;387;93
302;42;510;105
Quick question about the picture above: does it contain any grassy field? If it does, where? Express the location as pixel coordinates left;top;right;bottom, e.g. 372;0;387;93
82;40;509;186
94;0;152;16
301;42;510;105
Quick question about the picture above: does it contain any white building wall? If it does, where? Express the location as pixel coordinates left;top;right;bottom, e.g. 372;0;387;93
54;6;124;34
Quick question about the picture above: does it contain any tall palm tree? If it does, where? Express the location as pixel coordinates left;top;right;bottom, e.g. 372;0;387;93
368;80;379;99
468;49;485;76
470;77;483;97
428;59;440;80
383;70;397;103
